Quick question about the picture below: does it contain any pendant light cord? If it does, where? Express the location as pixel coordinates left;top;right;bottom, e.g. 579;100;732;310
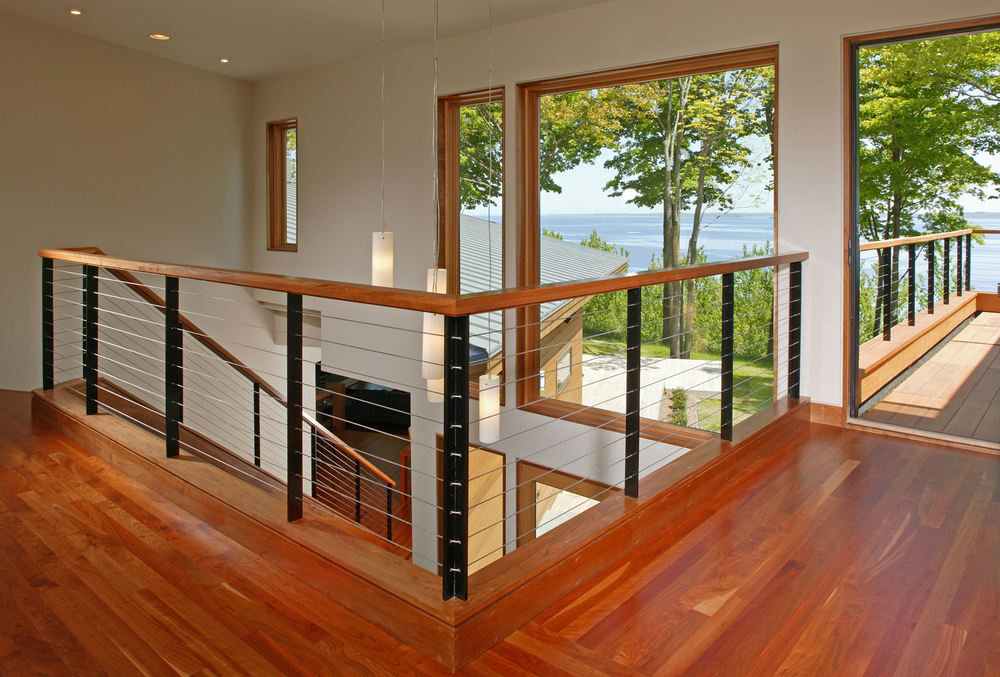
486;0;494;332
380;0;387;234
431;0;441;292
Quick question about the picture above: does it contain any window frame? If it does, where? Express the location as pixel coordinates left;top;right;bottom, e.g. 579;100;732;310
267;117;298;252
516;46;779;431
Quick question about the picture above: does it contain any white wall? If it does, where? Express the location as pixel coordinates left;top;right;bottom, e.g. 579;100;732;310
0;10;253;390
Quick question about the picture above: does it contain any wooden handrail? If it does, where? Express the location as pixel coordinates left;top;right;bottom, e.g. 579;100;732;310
48;248;388;487
858;228;981;251
304;412;395;487
39;247;809;316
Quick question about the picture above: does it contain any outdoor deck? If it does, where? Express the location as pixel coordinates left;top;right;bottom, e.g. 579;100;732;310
864;311;1000;443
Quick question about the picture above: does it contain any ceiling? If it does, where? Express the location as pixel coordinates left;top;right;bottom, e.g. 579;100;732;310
0;0;611;81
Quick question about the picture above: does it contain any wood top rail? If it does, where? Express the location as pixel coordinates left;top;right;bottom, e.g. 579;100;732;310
303;412;394;486
858;228;986;251
39;247;809;316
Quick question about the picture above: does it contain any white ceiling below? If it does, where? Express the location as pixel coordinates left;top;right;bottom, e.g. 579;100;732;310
0;0;613;81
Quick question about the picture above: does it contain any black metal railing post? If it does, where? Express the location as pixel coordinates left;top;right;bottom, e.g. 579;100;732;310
956;236;963;297
42;258;54;390
881;248;892;341
624;286;641;499
287;293;304;522
907;244;916;326
927;245;935;315
721;272;735;442
965;233;972;292
789;263;802;401
253;382;262;467
83;265;99;415
442;314;470;601
355;459;362;523
165;277;183;458
943;237;950;305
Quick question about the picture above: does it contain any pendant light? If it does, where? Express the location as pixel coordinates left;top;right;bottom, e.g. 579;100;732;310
423;268;447;402
371;0;393;287
477;0;500;444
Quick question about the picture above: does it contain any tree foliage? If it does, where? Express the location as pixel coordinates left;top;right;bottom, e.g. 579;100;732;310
458;101;503;211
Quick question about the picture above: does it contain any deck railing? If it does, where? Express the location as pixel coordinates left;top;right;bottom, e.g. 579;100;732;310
39;245;806;601
858;228;999;343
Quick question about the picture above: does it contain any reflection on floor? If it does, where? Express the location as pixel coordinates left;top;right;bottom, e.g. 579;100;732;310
864;312;1000;442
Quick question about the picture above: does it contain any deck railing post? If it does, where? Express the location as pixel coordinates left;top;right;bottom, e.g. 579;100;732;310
956;236;963;297
84;265;99;415
165;277;183;459
442;314;470;601
927;245;935;315
965;233;972;292
907;244;916;326
789;262;802;401
881;248;892;341
721;272;735;442
943;237;950;305
42;258;54;390
253;382;261;467
286;293;304;522
624;286;641;499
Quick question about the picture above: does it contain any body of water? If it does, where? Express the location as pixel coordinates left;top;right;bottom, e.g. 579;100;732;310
536;212;999;292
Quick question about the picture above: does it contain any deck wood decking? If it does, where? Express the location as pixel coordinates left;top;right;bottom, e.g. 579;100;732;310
864;312;1000;443
2;389;999;676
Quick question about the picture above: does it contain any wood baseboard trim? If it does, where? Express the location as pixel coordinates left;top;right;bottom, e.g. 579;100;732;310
810;402;845;427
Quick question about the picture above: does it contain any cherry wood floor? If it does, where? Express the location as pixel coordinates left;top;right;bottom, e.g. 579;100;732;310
865;312;1000;442
2;389;999;676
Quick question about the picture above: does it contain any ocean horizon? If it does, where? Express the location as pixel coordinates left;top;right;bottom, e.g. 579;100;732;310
466;210;1000;291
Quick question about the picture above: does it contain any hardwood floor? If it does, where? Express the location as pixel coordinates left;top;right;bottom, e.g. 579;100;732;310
865;312;1000;442
2;389;999;676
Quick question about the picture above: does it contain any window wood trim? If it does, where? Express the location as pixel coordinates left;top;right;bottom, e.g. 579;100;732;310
515;45;779;412
438;88;507;404
515;459;619;547
267;118;297;252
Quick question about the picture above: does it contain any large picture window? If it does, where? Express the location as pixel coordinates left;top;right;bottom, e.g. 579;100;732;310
516;47;778;435
267;118;298;251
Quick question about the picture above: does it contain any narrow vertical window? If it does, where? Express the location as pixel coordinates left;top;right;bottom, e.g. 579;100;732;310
267;118;298;251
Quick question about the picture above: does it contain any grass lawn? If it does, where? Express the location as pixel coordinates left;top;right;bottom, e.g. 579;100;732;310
583;338;775;433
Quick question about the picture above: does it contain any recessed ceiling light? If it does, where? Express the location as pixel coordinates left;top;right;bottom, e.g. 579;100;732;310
220;58;229;63
68;8;84;15
148;34;170;40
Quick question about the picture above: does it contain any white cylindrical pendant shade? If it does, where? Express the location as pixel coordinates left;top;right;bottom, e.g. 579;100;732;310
372;232;394;287
427;377;444;403
422;313;444;380
422;268;448;380
479;374;500;444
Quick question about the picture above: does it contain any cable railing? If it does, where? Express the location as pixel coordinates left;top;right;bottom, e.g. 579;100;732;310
39;245;806;603
858;228;999;343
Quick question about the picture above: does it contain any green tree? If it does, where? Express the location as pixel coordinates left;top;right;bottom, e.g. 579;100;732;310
458;102;503;210
599;67;774;357
858;34;1000;328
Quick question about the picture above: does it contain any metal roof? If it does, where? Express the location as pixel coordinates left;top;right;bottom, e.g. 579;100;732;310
459;214;628;357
